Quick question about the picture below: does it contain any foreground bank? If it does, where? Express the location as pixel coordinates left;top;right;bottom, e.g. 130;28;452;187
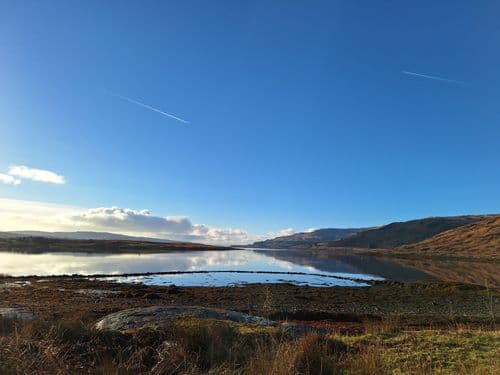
0;278;498;374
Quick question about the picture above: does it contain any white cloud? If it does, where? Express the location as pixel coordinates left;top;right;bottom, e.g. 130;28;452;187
276;227;295;237
0;173;21;185
0;199;260;245
8;165;66;184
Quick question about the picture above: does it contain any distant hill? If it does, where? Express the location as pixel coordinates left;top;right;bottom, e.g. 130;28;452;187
0;237;232;254
324;216;490;249
249;228;367;249
393;216;499;260
0;231;172;243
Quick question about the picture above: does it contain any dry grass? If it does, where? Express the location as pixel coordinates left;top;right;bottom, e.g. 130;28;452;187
395;216;500;260
334;323;500;375
0;314;498;374
244;333;345;375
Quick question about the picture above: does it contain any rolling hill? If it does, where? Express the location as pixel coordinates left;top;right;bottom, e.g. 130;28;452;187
393;216;499;259
325;215;490;249
249;228;367;249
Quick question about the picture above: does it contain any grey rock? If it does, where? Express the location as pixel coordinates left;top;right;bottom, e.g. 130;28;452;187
95;306;277;332
74;289;121;297
0;281;31;289
0;307;35;320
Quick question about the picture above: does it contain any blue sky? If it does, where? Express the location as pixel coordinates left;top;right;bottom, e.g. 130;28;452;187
1;1;499;243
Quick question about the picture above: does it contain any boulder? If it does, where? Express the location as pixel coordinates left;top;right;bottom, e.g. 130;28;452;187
95;306;277;332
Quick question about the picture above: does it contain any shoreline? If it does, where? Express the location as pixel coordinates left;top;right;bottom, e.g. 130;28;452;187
2;277;498;321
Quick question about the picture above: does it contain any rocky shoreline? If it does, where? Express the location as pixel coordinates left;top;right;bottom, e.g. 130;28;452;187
1;277;498;324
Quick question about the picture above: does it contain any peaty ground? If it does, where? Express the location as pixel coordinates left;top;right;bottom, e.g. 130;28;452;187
0;277;498;374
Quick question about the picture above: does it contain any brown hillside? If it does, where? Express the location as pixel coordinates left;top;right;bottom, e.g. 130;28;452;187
329;216;487;249
394;216;500;260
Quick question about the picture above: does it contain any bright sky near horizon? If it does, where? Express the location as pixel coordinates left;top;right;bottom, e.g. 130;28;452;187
1;1;499;244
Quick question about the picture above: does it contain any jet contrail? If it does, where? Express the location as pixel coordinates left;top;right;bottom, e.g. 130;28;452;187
402;71;464;84
106;90;189;124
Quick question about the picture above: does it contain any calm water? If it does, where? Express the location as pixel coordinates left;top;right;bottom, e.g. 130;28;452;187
0;248;433;287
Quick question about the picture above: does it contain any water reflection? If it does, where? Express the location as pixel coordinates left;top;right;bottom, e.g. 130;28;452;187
255;249;434;282
0;248;441;286
0;250;278;276
386;257;500;287
104;272;370;287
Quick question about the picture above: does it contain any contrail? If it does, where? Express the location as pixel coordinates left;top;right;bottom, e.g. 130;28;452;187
402;71;464;84
105;90;189;124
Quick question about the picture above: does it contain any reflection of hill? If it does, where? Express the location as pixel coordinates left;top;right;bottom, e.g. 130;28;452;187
257;250;434;282
384;257;500;287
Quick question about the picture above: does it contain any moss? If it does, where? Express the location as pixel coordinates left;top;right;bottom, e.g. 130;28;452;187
333;329;500;374
174;317;277;335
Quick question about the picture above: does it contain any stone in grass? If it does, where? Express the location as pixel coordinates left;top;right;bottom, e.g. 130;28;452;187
0;307;35;320
95;306;277;332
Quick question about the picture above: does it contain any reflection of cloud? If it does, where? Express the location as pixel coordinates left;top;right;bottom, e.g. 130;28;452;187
0;250;321;277
109;273;368;287
0;251;251;276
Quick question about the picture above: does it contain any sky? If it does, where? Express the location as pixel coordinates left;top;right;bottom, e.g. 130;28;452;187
1;1;499;244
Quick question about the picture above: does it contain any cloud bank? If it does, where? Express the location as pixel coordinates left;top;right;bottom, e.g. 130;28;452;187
0;199;288;245
68;207;193;235
66;207;263;244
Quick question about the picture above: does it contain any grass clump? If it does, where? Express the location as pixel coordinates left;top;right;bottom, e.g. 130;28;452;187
334;328;500;374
